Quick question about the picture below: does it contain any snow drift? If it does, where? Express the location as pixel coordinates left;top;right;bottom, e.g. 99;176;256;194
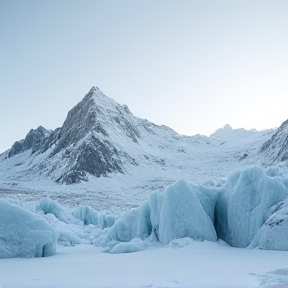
0;199;57;258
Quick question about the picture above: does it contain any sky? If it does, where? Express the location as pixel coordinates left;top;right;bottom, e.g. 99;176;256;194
0;0;288;153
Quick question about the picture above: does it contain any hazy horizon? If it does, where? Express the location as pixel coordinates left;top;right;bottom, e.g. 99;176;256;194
1;0;288;153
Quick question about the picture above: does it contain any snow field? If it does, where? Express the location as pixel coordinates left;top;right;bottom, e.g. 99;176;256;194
1;241;288;288
1;165;288;287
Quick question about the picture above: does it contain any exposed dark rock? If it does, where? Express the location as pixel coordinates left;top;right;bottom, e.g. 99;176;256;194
8;140;24;158
39;128;61;154
2;86;178;185
56;170;88;185
55;136;123;184
50;89;105;157
239;153;248;161
123;104;132;115
8;126;51;158
259;119;288;165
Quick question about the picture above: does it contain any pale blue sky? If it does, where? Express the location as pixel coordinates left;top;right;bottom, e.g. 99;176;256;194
1;0;288;153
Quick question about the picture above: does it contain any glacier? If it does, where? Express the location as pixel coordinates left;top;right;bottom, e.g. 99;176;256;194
1;165;288;259
94;166;288;253
37;196;71;224
94;179;219;252
0;199;57;258
250;197;288;250
73;205;115;228
215;166;288;247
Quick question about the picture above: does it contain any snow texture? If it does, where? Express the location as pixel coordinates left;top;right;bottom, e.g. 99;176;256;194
2;241;288;288
0;199;57;258
215;165;288;247
110;238;147;254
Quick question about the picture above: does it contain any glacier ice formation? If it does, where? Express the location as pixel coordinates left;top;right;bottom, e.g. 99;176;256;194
0;199;57;258
1;165;288;257
95;166;288;253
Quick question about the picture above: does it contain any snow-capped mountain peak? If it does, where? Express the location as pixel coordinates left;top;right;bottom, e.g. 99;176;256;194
211;124;233;137
0;86;283;205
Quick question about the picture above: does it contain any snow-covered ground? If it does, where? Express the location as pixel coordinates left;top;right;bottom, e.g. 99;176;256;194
1;165;288;288
1;240;288;288
0;124;274;212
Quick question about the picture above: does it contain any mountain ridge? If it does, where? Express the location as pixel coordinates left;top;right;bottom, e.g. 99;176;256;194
0;87;286;194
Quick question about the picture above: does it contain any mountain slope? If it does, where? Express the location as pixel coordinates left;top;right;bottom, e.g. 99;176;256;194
0;87;278;210
1;87;199;184
259;119;288;166
8;126;51;158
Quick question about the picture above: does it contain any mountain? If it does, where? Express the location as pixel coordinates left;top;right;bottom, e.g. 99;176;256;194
210;124;258;140
259;119;288;166
1;86;196;185
8;126;51;158
0;87;279;210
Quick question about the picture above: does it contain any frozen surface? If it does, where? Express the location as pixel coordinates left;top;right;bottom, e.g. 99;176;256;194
0;199;57;258
73;205;115;228
215;166;288;247
251;198;288;250
96;179;218;250
110;237;148;254
1;241;288;288
37;196;71;224
95;167;288;251
158;179;217;244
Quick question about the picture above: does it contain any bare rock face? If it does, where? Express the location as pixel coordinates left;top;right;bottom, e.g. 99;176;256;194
8;126;51;158
44;87;137;184
55;135;123;184
259;119;288;165
4;87;143;184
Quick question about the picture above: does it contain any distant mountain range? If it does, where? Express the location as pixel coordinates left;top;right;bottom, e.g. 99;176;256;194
0;87;287;209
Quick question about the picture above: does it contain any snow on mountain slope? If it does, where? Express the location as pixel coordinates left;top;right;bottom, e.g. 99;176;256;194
8;126;52;158
259;119;288;166
0;87;277;211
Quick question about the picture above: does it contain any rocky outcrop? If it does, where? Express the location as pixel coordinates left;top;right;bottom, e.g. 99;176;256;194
259;119;288;165
5;87;143;184
8;126;51;158
55;135;123;184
